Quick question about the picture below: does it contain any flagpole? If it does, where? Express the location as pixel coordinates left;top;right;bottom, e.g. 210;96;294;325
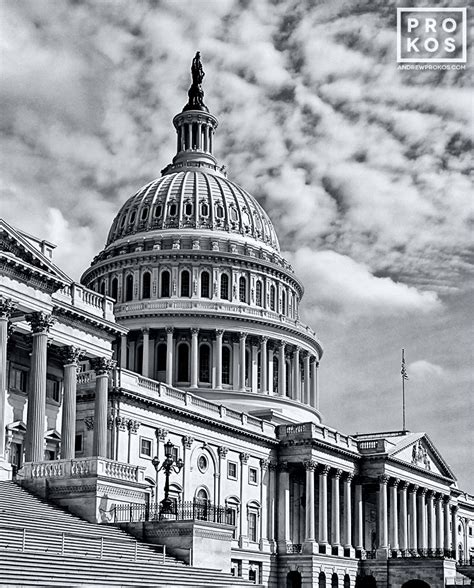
401;349;407;432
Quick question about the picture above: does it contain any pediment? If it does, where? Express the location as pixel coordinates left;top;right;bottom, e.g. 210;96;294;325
389;433;455;480
0;219;70;288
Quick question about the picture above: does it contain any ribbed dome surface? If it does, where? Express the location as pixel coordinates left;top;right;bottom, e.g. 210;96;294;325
106;170;280;251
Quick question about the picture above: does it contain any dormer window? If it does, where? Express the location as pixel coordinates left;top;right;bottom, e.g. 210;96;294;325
216;204;224;219
230;207;238;221
201;203;209;216
154;204;163;218
129;211;136;224
169;203;177;216
141;207;149;221
185;202;193;216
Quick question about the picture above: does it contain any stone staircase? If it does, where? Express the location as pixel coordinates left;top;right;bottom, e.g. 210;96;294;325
0;481;260;587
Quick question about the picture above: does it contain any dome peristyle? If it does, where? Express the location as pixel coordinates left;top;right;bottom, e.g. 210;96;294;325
106;170;280;252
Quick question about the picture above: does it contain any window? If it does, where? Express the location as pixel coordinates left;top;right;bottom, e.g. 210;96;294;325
140;437;152;458
230;207;238;221
222;347;231;385
156;343;166;373
181;270;190;297
195;488;209;520
220;274;229;300
216;204;224;218
9;367;27;392
197;455;208;472
100;281;106;295
184;202;193;216
281;289;286;314
154;204;163;218
169;203;177;216
125;274;134;301
120;214;127;228
248;512;258;542
228;462;238;480
201;202;209;216
161;270;170;297
140;207;149;221
200;271;210;298
46;378;60;403
270;285;276;311
177;344;189;382
75;433;83;454
249;562;261;585
231;560;242;577
171;446;180;463
129;210;136;224
249;467;258;485
199;344;211;383
255;281;262;306
226;507;237;538
142;271;151;299
111;277;118;301
239;276;247;303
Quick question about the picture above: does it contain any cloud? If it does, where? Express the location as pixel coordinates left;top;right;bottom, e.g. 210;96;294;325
408;360;446;381
288;248;441;321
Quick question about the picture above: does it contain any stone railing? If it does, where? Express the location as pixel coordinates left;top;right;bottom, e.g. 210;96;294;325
54;282;115;321
18;457;145;484
357;439;388;453
278;422;359;451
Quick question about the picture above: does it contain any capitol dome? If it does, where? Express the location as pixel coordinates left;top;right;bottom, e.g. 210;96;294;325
81;54;323;425
106;170;280;252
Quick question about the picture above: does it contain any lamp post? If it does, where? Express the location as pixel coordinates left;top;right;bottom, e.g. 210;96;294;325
151;455;160;517
159;440;184;515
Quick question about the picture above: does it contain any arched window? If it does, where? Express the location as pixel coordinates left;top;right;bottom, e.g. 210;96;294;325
332;573;339;588
184;202;193;216
270;285;276;311
154;204;162;218
140;207;149;221
169;203;177;216
100;281;106;295
319;573;326;588
181;270;190;297
161;270;170;297
201;271;210;298
125;275;134;302
222;346;231;385
199;344;211;383
245;349;250;387
255;281;262;307
344;575;350;588
129;210;136;224
111;277;118;301
142;271;151;299
220;274;229;300
216;204;224;218
239;276;247;303
156;343;166;373
136;344;143;375
282;289;286;315
195;488;209;520
201;202;209;216
177;343;189;382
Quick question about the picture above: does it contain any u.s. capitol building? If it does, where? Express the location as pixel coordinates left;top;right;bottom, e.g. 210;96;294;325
0;56;472;588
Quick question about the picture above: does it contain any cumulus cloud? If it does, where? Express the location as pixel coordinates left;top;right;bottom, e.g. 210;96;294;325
408;360;446;381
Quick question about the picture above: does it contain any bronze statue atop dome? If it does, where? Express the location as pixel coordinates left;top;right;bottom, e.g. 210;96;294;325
183;51;209;112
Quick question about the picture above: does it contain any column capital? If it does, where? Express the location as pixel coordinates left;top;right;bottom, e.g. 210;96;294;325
26;311;55;334
260;458;270;470
319;464;330;476
260;335;269;343
91;357;116;375
278;340;286;350
191;327;199;336
127;419;140;434
379;474;390;485
215;329;224;337
239;452;250;464
155;427;168;441
408;484;419;494
218;446;229;458
400;480;410;491
239;331;247;340
345;471;355;483
59;346;83;367
443;495;451;505
166;326;174;334
0;297;16;320
269;461;278;471
277;461;289;472
303;459;318;471
451;504;459;513
141;327;150;335
182;435;194;449
333;468;343;479
434;493;443;504
420;487;428;496
301;349;310;359
390;477;401;488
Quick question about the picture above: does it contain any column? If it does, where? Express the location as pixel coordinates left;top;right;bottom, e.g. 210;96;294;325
25;312;54;462
436;494;444;552
378;475;389;550
331;469;342;554
0;298;15;461
400;482;409;551
318;465;329;551
259;459;270;550
141;328;149;377
166;327;174;386
215;329;223;389
190;328;199;388
444;497;451;555
217;446;228;506
278;342;286;397
91;357;115;457
292;347;300;401
197;123;202;149
59;346;82;460
303;352;310;404
267;344;274;395
354;481;364;551
303;460;317;550
181;435;193;501
251;340;258;393
239;452;250;547
343;473;354;553
310;357;319;409
389;478;400;551
186;124;191;150
427;491;436;552
277;463;291;549
268;462;277;547
239;332;246;392
418;488;427;551
120;333;127;368
451;505;458;560
409;485;418;551
260;336;268;394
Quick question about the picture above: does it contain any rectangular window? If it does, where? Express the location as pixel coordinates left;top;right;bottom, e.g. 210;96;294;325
227;461;237;480
140;437;153;458
9;367;27;392
75;434;83;453
248;512;258;542
171;446;180;463
249;467;258;485
46;378;60;403
226;507;238;539
249;562;261;585
230;560;242;577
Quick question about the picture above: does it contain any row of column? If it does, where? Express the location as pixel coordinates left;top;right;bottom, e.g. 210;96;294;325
0;301;115;464
122;328;320;409
378;475;458;556
177;119;215;154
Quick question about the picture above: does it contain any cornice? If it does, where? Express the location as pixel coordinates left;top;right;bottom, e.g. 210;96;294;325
280;436;361;461
0;257;66;293
53;303;127;337
362;454;456;484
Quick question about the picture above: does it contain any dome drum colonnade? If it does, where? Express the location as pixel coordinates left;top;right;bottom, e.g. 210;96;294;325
81;53;323;423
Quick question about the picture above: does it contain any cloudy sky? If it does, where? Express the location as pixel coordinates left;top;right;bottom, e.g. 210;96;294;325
1;0;472;490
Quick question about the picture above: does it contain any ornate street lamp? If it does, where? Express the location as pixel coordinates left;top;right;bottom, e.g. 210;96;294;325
151;455;160;517
159;440;184;515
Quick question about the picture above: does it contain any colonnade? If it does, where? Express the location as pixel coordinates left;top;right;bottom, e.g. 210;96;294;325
0;302;115;464
120;328;320;408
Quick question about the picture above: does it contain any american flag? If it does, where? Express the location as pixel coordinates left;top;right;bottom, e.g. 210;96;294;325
401;349;409;380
